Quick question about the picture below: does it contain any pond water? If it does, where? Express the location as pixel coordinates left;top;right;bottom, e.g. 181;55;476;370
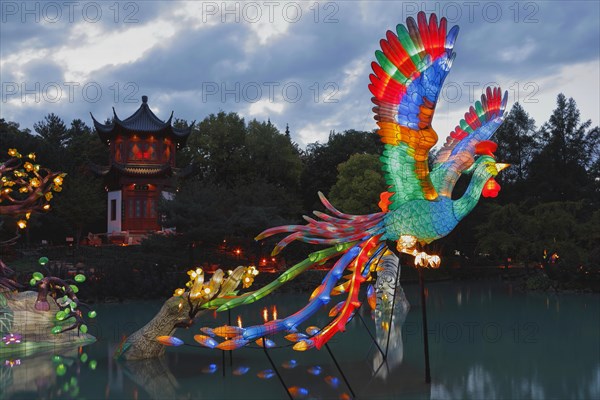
1;281;598;399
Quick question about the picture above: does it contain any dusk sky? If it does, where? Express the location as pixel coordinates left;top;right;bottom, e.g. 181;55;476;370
1;1;599;148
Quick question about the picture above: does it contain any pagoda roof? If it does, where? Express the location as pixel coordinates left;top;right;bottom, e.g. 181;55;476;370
90;96;194;147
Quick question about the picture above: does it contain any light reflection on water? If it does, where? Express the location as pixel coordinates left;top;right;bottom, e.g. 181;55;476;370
1;282;599;399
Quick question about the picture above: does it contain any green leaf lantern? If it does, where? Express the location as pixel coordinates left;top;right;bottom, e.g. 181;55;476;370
56;364;67;376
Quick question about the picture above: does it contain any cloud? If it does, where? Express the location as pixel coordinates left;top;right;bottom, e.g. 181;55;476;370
1;0;598;149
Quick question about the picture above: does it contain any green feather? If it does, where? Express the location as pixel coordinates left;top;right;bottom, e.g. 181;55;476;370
396;24;422;67
375;51;409;84
460;119;472;133
212;242;357;312
475;101;486;122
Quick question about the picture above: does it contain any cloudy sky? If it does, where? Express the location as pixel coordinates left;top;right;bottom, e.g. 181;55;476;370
1;1;599;148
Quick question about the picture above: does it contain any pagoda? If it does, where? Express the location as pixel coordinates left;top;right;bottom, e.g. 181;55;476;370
90;95;193;243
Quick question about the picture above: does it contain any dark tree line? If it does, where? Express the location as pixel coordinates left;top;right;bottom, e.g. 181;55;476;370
453;94;599;269
166;113;303;245
1;116;107;244
1;93;598;271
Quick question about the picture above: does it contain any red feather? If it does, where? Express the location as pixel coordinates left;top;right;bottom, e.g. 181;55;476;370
385;31;417;77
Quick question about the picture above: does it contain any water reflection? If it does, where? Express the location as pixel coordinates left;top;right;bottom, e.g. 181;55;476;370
431;363;600;400
372;251;411;378
257;369;275;379
121;356;179;399
281;359;297;369
0;347;97;399
202;363;218;374
307;365;322;376
1;285;597;399
232;365;249;375
1;352;57;398
288;386;309;398
324;375;340;389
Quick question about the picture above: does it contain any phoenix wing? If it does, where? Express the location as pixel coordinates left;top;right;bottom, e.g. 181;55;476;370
369;11;459;208
430;87;508;197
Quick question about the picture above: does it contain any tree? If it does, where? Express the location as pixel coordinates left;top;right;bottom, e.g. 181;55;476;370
162;114;304;245
329;153;386;214
33;113;69;148
1;119;56;169
301;129;383;210
474;202;534;263
494;102;537;185
526;94;598;202
245;119;302;189
64;119;108;170
161;179;296;244
52;172;105;243
172;118;195;168
475;201;594;268
182;111;247;185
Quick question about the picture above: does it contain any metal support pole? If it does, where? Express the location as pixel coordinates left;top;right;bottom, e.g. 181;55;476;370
228;310;233;367
221;350;226;377
384;256;401;359
262;337;293;400
325;343;356;399
356;311;385;357
418;268;431;384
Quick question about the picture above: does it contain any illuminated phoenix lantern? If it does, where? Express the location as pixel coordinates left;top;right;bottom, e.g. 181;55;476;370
190;12;510;352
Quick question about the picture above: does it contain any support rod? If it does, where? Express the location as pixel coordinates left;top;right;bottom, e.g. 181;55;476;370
418;268;431;384
221;350;225;377
228;309;233;367
384;255;401;359
357;311;385;357
325;343;356;399
262;337;293;400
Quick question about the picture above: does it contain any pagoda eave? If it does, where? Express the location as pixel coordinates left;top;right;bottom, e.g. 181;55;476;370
89;163;178;179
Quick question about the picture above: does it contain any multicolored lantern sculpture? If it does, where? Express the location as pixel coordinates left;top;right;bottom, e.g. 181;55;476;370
160;12;509;352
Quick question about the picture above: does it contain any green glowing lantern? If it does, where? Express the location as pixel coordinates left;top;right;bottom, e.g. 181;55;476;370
56;364;67;376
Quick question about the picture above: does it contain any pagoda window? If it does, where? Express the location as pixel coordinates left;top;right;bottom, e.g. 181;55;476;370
148;198;156;218
110;199;117;221
128;143;138;160
115;142;124;162
128;142;158;161
163;139;172;163
146;143;158;160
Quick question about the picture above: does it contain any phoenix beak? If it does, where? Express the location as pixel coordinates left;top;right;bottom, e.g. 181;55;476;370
495;163;510;172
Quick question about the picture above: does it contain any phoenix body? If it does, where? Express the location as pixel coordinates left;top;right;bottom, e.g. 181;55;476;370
198;12;509;352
